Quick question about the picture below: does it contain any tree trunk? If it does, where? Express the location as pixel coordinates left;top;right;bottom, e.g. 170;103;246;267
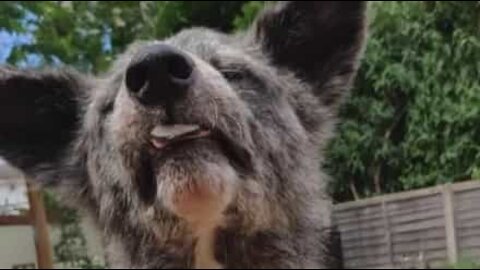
350;180;360;201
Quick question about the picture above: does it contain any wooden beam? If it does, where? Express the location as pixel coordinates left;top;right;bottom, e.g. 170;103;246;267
443;184;458;264
334;180;480;211
0;215;30;226
27;182;54;269
381;200;394;268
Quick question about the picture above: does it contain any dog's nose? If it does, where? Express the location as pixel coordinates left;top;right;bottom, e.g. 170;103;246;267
126;44;195;106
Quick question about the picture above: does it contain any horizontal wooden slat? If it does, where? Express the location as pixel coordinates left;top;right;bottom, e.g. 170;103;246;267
339;226;387;241
0;215;30;225
457;228;480;239
343;244;389;260
459;243;480;250
455;210;480;223
386;195;441;212
392;227;446;243
456;219;480;230
391;218;445;234
334;211;385;225
455;198;480;210
334;205;382;220
386;202;442;217
334;185;444;211
342;235;386;250
456;217;480;229
392;239;446;254
455;191;480;202
389;209;444;226
336;219;386;233
335;202;442;227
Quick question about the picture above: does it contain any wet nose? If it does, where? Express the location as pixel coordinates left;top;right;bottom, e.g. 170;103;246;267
125;44;195;106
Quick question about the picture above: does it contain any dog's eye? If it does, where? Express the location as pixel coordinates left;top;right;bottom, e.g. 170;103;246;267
220;69;246;81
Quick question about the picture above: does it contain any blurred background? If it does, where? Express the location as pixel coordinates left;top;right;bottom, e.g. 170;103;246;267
0;1;479;269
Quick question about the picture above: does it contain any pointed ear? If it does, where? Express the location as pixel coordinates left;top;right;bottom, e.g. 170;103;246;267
0;66;90;176
255;1;367;108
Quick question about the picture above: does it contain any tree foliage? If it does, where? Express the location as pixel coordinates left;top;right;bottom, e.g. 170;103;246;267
43;191;104;268
326;1;480;202
2;1;246;72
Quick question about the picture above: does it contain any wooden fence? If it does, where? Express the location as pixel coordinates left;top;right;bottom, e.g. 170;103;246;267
0;171;53;269
333;180;480;269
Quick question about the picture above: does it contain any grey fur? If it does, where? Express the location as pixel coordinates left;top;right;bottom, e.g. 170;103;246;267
0;2;367;268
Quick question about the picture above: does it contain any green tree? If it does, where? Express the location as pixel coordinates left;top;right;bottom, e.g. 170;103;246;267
233;1;266;30
3;1;247;73
326;2;480;202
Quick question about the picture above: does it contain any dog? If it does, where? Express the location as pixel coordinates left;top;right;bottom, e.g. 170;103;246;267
0;2;367;268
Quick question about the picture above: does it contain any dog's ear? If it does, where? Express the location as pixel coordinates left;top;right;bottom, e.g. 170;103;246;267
0;67;90;178
255;1;367;109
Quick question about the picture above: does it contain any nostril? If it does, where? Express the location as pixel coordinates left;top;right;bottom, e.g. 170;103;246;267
167;54;194;81
126;62;147;94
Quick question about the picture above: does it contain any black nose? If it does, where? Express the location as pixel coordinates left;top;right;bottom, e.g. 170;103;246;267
126;44;195;106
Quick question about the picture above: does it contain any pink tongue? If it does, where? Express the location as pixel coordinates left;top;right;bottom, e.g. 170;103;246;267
151;138;169;149
151;125;200;140
150;125;212;150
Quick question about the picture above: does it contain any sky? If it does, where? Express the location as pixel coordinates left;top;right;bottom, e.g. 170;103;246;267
0;32;13;169
0;30;33;64
1;9;42;66
0;31;17;63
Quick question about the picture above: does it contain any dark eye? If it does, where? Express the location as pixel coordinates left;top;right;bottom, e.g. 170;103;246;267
221;69;246;81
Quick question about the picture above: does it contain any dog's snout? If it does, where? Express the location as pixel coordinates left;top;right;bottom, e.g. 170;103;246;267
126;44;195;106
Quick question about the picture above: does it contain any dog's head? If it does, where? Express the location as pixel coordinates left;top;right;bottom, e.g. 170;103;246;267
0;2;366;236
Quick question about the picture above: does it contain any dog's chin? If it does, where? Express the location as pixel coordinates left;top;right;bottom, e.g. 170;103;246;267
159;143;239;227
136;139;239;227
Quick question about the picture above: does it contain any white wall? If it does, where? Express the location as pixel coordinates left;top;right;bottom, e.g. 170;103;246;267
0;226;37;269
0;179;29;215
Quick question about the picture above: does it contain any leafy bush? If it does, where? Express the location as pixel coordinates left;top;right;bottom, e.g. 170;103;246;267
43;192;105;269
326;2;480;202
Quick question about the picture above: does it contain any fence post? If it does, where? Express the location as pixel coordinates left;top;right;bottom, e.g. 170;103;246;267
381;200;394;267
443;184;458;264
27;181;54;269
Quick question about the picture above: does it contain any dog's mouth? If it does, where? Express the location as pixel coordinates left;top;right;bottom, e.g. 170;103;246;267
149;124;211;150
135;124;253;205
149;124;253;171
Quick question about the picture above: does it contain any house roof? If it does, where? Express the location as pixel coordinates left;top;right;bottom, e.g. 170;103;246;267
0;160;22;179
